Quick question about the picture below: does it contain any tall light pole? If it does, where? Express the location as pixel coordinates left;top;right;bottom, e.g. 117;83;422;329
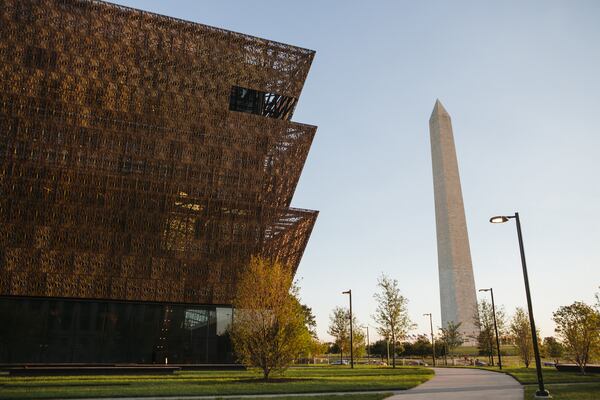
342;290;354;368
423;313;436;366
479;288;502;370
490;212;549;398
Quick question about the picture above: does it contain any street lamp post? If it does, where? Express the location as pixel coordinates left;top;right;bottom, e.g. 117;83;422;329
490;212;549;398
423;313;436;367
479;288;503;370
342;290;354;368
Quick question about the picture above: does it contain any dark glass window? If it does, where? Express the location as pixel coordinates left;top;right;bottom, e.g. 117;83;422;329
0;297;234;364
79;302;91;330
229;86;297;120
229;87;260;115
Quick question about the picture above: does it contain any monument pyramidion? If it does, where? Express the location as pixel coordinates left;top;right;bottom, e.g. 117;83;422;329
429;100;479;343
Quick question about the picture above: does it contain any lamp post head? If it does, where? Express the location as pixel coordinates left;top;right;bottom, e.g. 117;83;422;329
490;216;510;223
423;313;431;317
342;290;351;295
479;288;491;292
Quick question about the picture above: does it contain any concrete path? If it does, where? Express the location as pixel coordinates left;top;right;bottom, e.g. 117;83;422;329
387;367;523;400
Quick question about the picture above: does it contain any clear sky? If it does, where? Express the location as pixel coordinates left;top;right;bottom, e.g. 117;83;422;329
112;0;600;341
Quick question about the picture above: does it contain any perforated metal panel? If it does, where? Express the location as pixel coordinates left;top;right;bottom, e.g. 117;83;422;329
0;0;318;305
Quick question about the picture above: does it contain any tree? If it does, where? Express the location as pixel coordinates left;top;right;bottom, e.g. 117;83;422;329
327;306;366;362
542;336;564;361
368;339;389;361
352;327;367;359
326;342;340;354
298;337;327;363
473;299;506;364
373;274;412;368
408;334;432;357
300;304;318;339
328;306;350;361
439;321;464;362
230;256;310;380
346;326;366;360
553;301;600;374
510;307;536;368
293;302;321;363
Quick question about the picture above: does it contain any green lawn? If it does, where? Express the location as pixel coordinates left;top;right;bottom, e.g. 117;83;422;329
487;367;600;385
505;367;600;400
0;366;432;399
524;383;600;399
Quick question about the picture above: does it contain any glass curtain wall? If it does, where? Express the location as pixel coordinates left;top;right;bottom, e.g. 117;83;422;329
0;297;233;364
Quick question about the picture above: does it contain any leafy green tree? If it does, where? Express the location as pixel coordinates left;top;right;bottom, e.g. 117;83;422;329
230;257;309;380
328;306;350;360
327;307;366;361
473;299;506;363
439;321;464;361
326;342;340;354
542;336;564;361
368;339;389;360
298;337;327;363
291;302;322;362
300;304;318;339
351;327;367;359
373;274;412;368
553;301;600;374
393;341;406;356
402;335;432;358
510;307;537;368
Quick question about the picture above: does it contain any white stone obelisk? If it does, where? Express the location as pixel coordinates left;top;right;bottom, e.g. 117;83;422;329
429;99;479;342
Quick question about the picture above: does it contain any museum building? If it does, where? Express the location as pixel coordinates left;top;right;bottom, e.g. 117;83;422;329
0;0;318;363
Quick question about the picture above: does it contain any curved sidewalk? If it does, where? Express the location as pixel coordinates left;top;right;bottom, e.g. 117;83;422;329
388;367;523;399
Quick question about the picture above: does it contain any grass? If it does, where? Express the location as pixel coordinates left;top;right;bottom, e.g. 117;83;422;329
481;366;600;385
503;367;600;400
0;366;432;399
524;383;600;399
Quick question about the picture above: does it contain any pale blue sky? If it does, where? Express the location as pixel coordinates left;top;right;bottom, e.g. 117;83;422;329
113;0;600;340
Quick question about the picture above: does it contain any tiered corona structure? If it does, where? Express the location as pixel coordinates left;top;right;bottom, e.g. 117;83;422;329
0;0;318;363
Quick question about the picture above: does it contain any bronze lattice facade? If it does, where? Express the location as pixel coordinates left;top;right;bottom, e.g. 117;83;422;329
0;0;317;362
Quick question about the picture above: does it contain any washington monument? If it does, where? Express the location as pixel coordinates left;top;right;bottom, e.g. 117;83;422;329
429;100;479;341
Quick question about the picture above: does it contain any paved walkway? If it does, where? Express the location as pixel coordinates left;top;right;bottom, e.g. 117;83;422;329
387;368;523;400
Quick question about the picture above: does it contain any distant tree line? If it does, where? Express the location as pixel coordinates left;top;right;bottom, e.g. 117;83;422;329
469;287;600;374
226;255;599;378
